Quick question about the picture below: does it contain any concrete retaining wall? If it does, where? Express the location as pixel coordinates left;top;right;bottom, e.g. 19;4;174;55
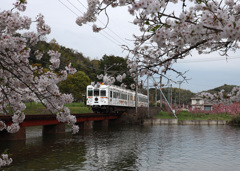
143;119;227;125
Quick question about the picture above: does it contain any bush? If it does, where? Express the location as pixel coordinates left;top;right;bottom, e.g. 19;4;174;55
228;115;240;125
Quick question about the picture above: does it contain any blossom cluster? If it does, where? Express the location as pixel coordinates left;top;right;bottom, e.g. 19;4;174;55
102;74;116;85
212;103;240;115
0;154;12;168
200;87;240;105
0;1;81;167
76;0;99;27
116;73;126;82
56;106;79;134
0;1;79;138
13;0;27;12
189;102;240;116
97;73;126;85
77;0;240;85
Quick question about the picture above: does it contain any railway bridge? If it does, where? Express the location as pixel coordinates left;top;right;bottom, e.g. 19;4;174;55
0;113;121;141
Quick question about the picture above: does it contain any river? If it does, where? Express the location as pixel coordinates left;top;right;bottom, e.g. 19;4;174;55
1;124;240;171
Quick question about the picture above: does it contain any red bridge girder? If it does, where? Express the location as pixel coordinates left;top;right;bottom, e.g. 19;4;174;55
0;113;119;127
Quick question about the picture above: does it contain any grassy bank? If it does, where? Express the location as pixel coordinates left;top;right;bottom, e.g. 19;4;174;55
24;102;92;114
155;111;232;122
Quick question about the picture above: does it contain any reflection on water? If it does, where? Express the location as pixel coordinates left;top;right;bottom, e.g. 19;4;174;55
1;125;240;171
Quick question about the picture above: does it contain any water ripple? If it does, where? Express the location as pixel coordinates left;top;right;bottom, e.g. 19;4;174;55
2;125;240;171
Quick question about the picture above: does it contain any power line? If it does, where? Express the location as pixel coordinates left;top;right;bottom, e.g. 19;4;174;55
76;0;133;48
178;56;240;63
66;0;84;15
58;0;79;16
61;0;132;47
76;0;87;9
58;0;125;47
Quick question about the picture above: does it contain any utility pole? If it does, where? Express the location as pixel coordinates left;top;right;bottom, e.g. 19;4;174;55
135;67;138;115
160;75;162;109
159;88;177;119
176;81;183;107
104;65;107;75
178;81;181;106
155;85;157;107
170;84;172;105
147;75;149;117
167;80;170;104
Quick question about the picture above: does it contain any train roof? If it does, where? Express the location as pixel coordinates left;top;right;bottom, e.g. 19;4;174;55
87;84;147;96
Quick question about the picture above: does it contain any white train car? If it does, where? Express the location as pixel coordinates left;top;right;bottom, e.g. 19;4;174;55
86;84;148;113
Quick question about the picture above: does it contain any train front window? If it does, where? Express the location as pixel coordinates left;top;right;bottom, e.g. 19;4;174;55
94;89;99;96
88;90;93;96
100;90;106;96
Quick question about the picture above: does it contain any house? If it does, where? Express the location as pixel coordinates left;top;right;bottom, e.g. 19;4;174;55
191;96;212;111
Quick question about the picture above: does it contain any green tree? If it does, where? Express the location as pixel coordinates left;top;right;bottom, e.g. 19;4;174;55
59;71;91;102
99;54;135;87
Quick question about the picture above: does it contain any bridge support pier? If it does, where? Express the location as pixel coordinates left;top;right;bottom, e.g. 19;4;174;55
42;123;65;134
78;121;93;129
0;127;26;141
93;120;109;127
109;117;122;126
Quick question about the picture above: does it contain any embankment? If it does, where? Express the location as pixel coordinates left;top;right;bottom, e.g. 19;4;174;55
143;119;227;125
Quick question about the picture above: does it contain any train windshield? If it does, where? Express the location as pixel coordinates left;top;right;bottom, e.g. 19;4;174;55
100;90;106;96
94;89;99;96
88;89;93;96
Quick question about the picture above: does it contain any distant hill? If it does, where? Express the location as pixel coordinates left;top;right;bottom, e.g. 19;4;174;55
149;84;240;106
203;84;238;94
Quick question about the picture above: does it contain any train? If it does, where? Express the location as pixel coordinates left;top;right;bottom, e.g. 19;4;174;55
86;84;148;114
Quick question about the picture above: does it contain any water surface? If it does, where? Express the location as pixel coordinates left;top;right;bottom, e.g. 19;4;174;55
1;125;240;171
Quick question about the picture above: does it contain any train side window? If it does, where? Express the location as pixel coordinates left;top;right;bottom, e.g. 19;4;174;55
113;92;117;98
100;90;106;96
110;91;112;98
88;90;93;96
94;89;99;96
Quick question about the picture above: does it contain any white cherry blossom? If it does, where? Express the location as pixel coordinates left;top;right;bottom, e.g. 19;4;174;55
0;0;79;153
77;0;240;97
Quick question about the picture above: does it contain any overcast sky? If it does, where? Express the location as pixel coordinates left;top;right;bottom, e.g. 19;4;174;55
2;0;240;93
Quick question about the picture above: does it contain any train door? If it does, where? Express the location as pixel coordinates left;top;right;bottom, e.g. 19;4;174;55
109;89;113;105
128;93;132;107
112;90;119;105
93;88;100;104
100;88;107;105
133;94;136;107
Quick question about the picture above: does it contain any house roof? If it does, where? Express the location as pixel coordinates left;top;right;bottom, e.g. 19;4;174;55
191;96;203;100
204;101;213;106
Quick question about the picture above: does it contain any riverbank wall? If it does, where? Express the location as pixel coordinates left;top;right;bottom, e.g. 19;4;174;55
120;107;228;125
120;107;159;124
143;119;228;125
